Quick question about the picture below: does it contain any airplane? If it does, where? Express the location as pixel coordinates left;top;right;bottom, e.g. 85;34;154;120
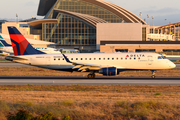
0;35;60;55
5;26;176;79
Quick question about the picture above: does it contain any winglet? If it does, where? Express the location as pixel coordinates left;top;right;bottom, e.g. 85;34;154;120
62;53;72;63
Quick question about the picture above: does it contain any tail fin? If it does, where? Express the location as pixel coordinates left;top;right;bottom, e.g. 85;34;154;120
7;27;46;56
0;35;4;40
0;35;12;47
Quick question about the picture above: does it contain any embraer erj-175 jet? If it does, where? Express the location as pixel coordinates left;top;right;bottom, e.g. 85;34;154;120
5;27;176;79
0;35;60;55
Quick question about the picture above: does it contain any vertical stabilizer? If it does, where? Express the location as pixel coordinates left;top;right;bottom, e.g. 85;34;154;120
7;27;46;56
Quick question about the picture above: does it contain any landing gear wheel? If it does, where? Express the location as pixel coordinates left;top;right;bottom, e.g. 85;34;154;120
151;70;156;79
87;74;96;79
151;75;155;79
87;74;92;79
91;74;95;79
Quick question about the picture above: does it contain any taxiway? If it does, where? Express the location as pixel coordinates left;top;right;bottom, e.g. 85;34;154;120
0;76;179;85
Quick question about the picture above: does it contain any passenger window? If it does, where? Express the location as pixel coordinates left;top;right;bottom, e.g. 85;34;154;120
117;58;118;60
94;58;96;60
130;58;132;60
54;59;56;60
99;58;101;60
134;58;136;60
63;58;64;60
121;58;123;60
71;58;73;60
108;58;110;60
58;58;60;60
112;58;114;60
89;58;91;60
85;58;87;60
138;58;140;59
76;58;78;60
103;58;105;60
81;58;83;60
125;58;127;60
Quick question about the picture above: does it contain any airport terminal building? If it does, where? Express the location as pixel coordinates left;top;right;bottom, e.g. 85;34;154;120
1;0;180;54
29;0;147;52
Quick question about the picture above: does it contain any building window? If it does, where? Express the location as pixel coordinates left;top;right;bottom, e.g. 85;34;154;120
136;49;156;52
115;49;128;52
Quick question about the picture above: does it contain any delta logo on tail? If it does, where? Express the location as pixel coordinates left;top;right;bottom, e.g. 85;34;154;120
8;27;45;56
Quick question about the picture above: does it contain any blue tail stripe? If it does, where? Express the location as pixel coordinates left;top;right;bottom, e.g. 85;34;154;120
23;44;46;55
8;27;21;34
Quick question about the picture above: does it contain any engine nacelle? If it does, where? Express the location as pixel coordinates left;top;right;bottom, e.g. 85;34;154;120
99;67;117;76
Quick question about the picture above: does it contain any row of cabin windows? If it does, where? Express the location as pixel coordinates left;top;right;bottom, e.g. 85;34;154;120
54;57;141;61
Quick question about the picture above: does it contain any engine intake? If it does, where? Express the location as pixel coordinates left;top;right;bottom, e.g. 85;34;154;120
99;67;117;76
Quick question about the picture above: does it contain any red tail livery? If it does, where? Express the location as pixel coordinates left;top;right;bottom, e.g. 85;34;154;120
8;27;45;56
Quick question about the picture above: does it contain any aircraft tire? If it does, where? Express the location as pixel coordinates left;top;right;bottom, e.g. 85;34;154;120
151;75;155;79
87;74;95;79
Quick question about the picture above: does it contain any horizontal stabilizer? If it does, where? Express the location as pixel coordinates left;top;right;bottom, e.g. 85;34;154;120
5;55;28;61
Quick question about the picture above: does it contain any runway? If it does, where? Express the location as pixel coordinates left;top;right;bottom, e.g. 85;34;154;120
0;76;180;85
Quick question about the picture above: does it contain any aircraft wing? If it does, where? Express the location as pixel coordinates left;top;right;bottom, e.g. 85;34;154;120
62;54;113;71
71;62;113;71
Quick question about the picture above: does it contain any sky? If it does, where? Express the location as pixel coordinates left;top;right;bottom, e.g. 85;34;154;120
0;0;179;26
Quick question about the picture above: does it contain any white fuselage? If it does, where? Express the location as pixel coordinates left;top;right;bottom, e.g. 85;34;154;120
13;53;176;71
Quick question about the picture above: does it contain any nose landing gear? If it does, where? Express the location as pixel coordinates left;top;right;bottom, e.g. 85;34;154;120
151;70;156;79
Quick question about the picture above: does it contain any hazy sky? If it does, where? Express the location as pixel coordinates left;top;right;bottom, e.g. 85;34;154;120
0;0;179;26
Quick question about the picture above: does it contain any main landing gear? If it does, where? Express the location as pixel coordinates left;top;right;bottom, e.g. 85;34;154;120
87;72;95;79
151;70;156;79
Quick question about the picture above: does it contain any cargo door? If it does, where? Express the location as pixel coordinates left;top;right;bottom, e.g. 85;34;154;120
147;56;153;65
45;56;51;66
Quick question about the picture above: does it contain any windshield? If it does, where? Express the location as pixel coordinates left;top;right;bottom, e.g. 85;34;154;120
158;56;166;59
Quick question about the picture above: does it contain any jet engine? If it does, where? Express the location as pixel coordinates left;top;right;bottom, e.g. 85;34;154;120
99;67;118;76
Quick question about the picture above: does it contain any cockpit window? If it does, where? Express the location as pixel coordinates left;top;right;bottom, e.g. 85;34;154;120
161;56;166;59
158;56;162;59
158;56;166;59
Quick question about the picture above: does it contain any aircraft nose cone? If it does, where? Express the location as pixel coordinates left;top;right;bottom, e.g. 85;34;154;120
170;62;176;68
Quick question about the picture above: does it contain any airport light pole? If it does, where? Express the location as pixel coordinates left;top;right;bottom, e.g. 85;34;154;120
152;16;154;26
139;12;142;19
165;19;167;25
147;14;149;25
16;14;18;23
